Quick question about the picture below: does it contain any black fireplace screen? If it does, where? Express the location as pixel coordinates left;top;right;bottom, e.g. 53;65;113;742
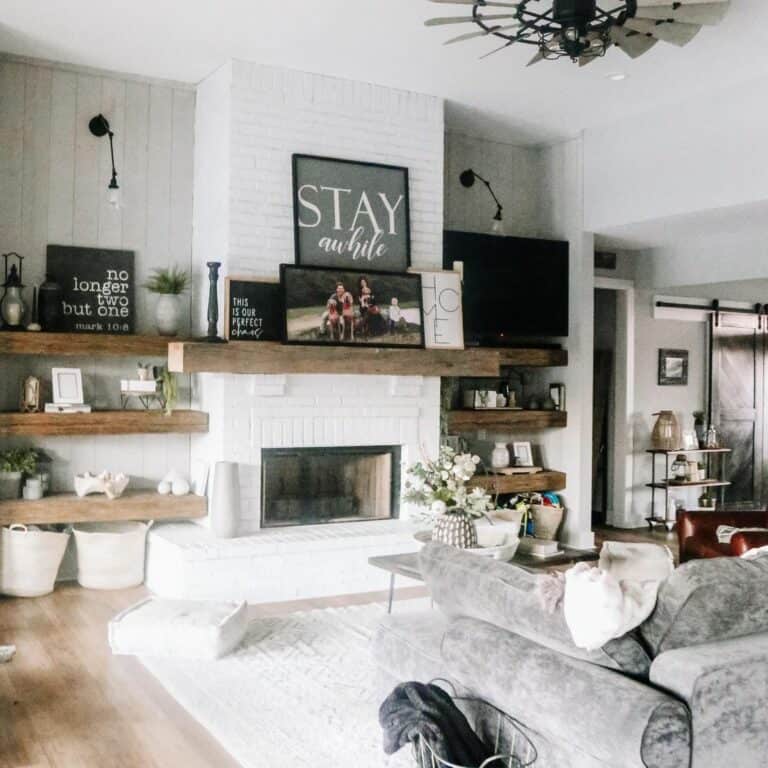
261;446;401;528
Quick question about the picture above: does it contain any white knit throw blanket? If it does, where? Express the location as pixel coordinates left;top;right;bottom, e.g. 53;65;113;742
716;525;768;544
563;542;674;651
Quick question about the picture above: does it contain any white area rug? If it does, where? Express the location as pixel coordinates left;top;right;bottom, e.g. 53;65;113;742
141;600;428;768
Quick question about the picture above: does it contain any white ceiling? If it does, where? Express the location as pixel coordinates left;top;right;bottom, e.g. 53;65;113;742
1;0;766;145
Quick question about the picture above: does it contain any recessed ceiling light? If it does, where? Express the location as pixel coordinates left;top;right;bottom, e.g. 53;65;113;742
606;72;628;82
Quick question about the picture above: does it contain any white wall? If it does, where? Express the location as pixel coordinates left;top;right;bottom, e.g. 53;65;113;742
442;132;595;548
444;131;540;238
630;289;708;524
0;57;195;491
583;77;768;234
538;139;595;548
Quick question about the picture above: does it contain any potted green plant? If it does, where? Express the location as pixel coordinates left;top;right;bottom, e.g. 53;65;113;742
143;265;190;337
156;366;178;416
0;448;38;500
402;446;493;549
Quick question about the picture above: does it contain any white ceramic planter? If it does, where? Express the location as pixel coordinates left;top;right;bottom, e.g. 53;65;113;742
154;294;182;337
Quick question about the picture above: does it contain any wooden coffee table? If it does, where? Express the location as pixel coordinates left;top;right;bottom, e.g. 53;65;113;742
368;545;599;613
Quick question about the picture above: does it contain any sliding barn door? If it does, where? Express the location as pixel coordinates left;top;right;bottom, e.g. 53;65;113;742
710;314;764;504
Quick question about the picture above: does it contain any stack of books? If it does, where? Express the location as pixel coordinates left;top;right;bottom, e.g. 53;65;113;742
44;403;92;414
120;379;158;394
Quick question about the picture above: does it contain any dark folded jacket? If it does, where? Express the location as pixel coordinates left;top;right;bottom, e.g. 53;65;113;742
379;681;491;766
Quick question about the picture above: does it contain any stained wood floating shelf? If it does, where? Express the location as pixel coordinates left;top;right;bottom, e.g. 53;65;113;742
470;470;567;494
0;410;209;437
646;480;732;490
646;448;731;455
167;341;568;377
447;409;567;432
0;331;180;357
0;490;206;526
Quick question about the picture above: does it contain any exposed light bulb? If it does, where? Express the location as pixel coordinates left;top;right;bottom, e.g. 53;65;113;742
491;211;505;236
606;72;627;82
108;182;121;209
564;26;579;42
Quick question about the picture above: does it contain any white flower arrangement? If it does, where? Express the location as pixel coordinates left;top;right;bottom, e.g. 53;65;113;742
402;446;494;520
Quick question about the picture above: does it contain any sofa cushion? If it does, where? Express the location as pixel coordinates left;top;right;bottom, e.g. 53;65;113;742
419;542;651;676
372;609;449;684
641;555;768;656
442;617;691;768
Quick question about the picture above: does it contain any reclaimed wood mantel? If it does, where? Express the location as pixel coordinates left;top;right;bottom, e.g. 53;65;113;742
167;341;567;376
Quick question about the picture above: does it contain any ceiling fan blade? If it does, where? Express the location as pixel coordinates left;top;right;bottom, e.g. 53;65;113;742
578;55;598;67
443;23;520;44
636;0;726;5
429;0;519;6
609;25;658;58
425;13;517;25
634;2;729;25
526;50;545;66
479;39;516;59
623;18;701;46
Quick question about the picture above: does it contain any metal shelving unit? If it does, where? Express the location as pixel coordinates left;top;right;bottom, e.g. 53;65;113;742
645;448;731;529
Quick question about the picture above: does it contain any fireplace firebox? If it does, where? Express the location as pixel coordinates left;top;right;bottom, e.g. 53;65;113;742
261;446;401;528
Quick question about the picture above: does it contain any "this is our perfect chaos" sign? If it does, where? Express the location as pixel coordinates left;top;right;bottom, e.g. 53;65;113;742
292;154;411;273
46;245;135;334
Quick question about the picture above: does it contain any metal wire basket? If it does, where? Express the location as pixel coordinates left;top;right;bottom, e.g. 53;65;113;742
411;680;537;768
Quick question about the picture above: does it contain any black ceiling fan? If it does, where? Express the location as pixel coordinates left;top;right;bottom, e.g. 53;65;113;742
425;0;730;64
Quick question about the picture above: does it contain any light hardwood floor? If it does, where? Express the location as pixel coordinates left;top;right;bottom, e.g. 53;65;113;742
0;582;427;768
0;526;671;767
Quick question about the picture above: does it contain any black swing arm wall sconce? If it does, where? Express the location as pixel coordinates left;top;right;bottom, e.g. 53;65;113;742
89;113;120;208
459;169;505;234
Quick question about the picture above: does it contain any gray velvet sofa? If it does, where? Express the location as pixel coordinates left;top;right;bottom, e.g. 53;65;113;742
372;542;768;768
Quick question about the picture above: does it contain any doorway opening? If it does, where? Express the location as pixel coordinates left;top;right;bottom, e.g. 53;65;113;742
592;277;635;528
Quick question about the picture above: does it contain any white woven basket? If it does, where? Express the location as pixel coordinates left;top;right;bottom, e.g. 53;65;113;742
0;524;70;597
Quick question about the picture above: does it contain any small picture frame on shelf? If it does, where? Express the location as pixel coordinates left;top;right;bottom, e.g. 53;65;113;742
51;367;84;405
513;441;534;467
658;349;688;386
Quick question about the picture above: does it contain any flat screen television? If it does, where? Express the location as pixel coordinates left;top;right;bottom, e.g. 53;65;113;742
443;230;569;346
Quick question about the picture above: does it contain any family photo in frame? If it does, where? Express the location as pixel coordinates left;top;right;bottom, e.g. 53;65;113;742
281;265;424;348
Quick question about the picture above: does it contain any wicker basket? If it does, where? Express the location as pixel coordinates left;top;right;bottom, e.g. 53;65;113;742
411;681;537;768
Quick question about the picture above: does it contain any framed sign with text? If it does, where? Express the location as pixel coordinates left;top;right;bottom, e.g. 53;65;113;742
292;154;411;272
224;277;282;341
46;245;135;334
411;269;464;350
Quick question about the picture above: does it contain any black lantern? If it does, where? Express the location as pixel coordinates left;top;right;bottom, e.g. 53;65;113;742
1;252;26;329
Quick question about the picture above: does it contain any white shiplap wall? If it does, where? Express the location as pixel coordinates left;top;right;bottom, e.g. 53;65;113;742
0;57;196;491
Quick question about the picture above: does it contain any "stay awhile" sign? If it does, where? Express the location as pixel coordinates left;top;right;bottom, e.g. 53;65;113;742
292;155;411;273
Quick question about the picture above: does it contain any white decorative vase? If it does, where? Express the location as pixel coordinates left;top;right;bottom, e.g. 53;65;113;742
155;294;182;337
432;511;478;549
490;442;510;470
210;461;240;539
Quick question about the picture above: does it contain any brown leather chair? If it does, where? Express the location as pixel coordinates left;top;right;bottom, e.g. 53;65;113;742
677;509;768;563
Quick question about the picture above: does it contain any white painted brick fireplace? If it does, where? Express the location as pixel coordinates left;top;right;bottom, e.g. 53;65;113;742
191;372;441;535
146;61;445;601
